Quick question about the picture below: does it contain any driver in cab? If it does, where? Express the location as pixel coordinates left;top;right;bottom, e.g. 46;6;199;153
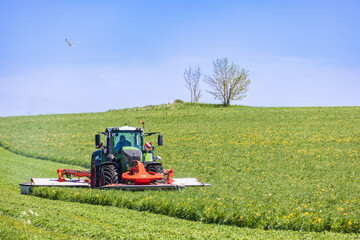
116;135;131;153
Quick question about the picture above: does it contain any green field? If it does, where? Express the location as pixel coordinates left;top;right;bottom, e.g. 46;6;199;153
1;103;359;239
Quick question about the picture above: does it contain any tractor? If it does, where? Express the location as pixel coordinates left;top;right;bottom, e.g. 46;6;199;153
91;124;164;188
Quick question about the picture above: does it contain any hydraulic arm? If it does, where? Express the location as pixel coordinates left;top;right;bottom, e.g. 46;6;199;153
57;169;91;183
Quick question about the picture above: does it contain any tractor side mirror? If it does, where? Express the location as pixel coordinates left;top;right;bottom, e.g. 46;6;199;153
158;134;163;146
95;134;101;148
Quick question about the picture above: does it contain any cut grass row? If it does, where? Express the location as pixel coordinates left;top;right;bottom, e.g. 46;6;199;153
1;147;354;239
32;185;359;233
1;103;360;234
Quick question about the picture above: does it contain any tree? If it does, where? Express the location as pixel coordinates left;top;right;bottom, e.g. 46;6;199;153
204;58;250;106
184;65;202;103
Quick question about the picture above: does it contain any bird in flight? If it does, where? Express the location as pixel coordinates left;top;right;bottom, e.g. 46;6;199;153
65;39;75;47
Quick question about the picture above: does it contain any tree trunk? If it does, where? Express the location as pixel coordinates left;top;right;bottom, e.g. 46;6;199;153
224;98;231;106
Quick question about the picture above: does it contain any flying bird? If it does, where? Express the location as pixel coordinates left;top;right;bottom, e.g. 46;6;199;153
65;39;75;47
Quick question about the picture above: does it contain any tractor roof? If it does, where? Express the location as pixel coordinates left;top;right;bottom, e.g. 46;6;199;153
106;126;143;132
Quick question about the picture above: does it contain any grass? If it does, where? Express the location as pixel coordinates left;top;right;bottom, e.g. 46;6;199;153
1;103;360;237
1;147;354;239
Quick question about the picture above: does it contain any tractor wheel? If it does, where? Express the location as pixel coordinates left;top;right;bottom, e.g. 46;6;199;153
90;156;98;188
101;165;118;186
147;164;164;174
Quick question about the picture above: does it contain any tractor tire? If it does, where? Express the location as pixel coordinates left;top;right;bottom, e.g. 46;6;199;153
90;156;99;188
147;164;164;174
101;165;118;186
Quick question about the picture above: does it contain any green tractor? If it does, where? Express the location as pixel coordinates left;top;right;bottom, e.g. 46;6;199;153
91;124;164;188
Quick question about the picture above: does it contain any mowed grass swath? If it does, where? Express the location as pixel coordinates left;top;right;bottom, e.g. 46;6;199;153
0;103;359;233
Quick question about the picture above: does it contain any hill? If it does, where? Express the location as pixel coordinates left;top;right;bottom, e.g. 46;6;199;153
0;103;359;238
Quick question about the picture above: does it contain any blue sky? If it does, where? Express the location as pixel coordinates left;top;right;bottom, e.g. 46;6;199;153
0;0;359;116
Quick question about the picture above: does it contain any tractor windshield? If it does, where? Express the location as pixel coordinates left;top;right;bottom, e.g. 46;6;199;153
112;131;143;153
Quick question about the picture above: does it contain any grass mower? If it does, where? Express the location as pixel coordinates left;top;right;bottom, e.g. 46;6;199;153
20;121;210;194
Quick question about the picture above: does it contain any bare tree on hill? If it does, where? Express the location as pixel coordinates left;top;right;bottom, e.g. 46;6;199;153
184;65;202;103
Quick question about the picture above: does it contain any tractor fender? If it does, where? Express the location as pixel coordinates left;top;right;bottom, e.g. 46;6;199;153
92;150;102;166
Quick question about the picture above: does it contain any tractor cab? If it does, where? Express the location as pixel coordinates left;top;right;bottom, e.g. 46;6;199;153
111;128;143;153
